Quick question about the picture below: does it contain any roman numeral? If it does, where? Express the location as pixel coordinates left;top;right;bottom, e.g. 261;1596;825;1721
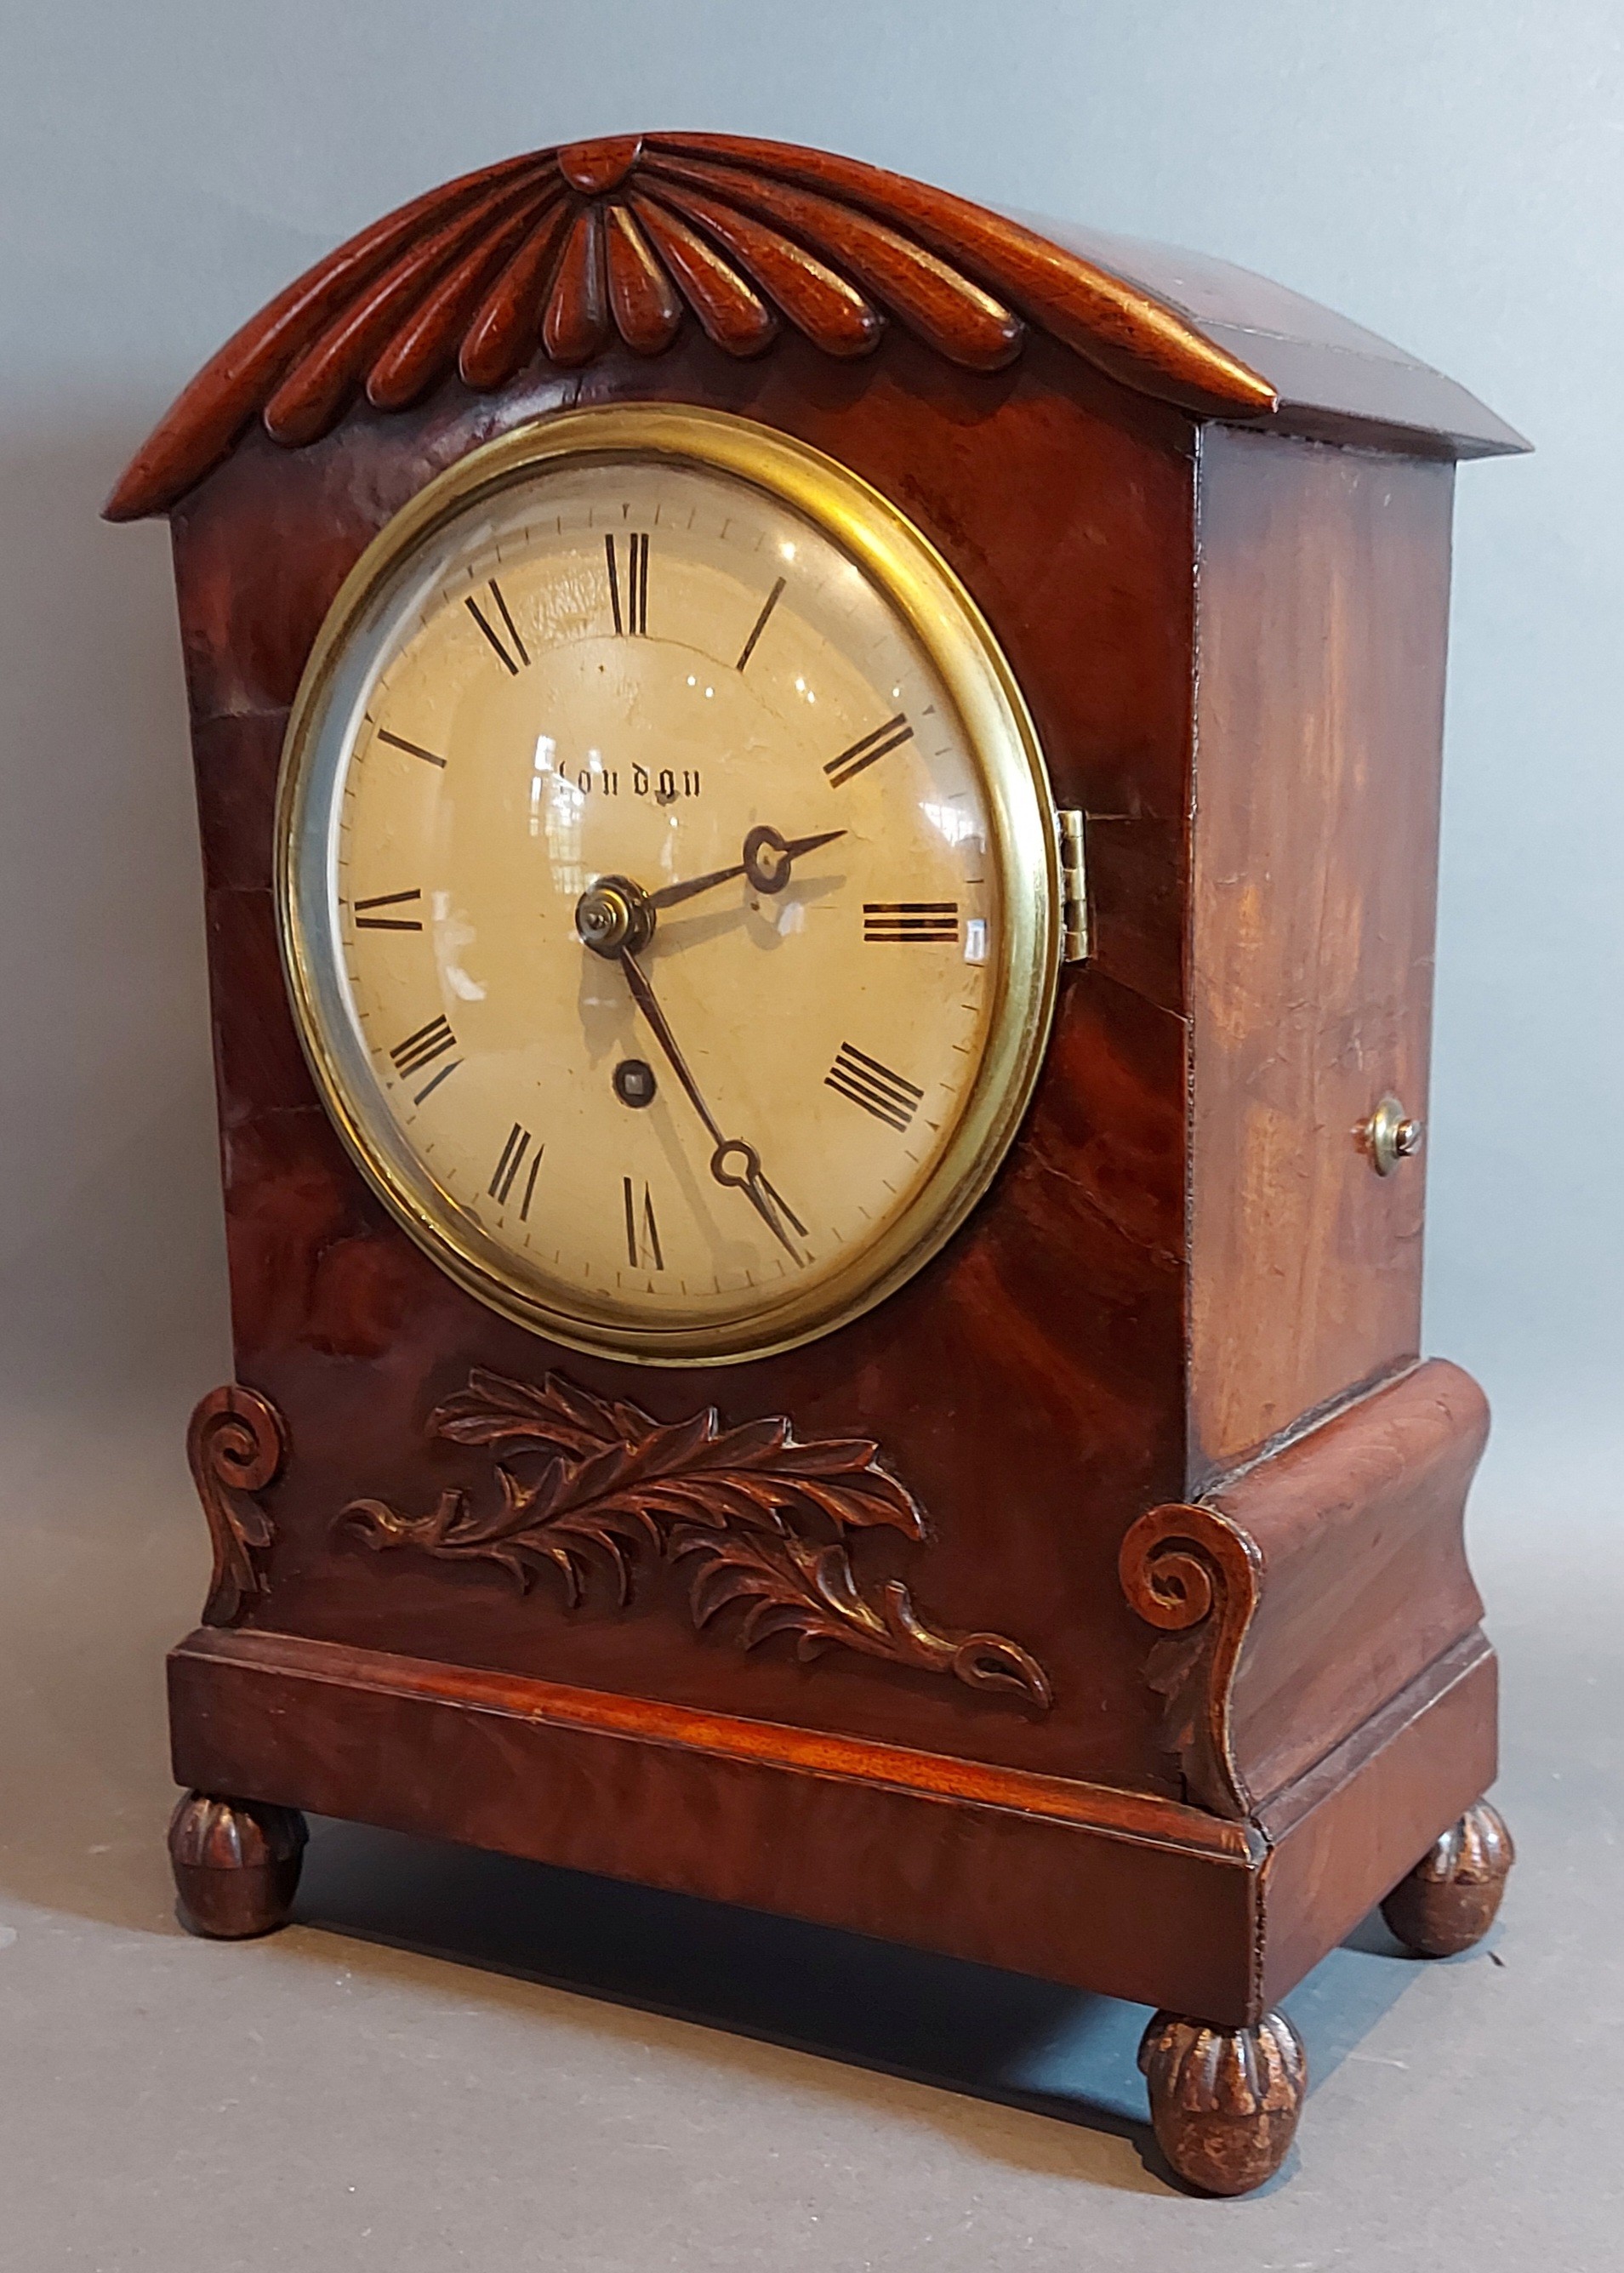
353;888;423;931
825;714;914;789
735;575;786;671
605;533;650;635
375;727;447;768
389;1016;460;1102
863;902;959;943
824;1044;924;1133
489;1123;541;1218
623;1176;664;1270
465;578;529;674
390;1016;455;1076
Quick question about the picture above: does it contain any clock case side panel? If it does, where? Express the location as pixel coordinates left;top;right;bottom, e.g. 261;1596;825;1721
162;330;1204;1798
1170;422;1496;1840
1187;424;1455;1478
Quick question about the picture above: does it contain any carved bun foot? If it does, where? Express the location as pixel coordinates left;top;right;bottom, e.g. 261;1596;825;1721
1138;2008;1307;2195
168;1791;308;1940
1380;1800;1513;1957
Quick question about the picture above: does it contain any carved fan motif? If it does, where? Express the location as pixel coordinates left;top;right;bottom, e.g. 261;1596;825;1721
105;131;1275;520
339;1367;1052;1708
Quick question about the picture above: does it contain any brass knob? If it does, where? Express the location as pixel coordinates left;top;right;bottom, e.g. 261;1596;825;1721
1365;1095;1424;1176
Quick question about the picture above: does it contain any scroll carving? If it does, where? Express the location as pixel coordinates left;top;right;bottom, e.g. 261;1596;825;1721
105;132;1275;521
338;1368;1052;1709
187;1384;288;1626
1118;1502;1261;1819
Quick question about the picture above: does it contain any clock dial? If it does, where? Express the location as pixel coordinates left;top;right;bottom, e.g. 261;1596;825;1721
280;408;1058;1361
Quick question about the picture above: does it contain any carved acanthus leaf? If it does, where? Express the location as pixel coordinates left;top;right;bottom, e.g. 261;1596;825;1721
340;1367;1051;1710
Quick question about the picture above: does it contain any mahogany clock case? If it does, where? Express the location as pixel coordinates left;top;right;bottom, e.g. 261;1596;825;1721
109;135;1524;2190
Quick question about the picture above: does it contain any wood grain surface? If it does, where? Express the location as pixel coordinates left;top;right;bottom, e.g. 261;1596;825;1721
1120;1359;1490;1815
1188;430;1456;1478
168;1620;1497;2025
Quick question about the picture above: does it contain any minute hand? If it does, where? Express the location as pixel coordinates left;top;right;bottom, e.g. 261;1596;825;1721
618;948;725;1149
617;949;803;1261
646;825;844;911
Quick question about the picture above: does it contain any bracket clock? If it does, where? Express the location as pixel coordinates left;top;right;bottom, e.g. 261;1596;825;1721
109;134;1525;2195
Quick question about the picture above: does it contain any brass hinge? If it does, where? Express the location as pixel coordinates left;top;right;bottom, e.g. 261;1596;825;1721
1057;809;1089;963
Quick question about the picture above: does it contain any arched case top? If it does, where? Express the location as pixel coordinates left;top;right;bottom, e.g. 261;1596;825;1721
105;131;1523;522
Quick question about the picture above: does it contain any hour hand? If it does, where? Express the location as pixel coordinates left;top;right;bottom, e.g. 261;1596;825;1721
646;825;845;912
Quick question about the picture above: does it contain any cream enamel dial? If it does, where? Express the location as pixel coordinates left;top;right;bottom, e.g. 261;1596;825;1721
278;407;1059;1363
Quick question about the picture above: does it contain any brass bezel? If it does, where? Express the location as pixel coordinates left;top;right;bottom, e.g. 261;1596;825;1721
276;404;1061;1365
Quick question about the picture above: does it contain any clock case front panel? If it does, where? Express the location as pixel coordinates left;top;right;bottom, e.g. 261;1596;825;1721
177;327;1205;1786
122;139;1520;2026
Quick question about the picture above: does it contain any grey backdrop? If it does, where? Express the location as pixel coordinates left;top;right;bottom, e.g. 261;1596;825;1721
2;8;1621;2267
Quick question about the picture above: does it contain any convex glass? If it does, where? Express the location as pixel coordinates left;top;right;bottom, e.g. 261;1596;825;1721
279;409;1058;1359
